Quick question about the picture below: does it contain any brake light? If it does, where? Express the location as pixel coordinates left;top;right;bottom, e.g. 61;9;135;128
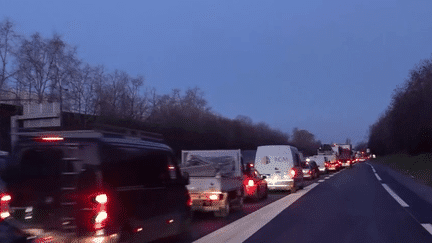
207;193;223;201
248;180;254;187
0;193;11;221
187;194;192;207
1;194;11;202
93;193;108;230
33;136;64;142
95;194;107;204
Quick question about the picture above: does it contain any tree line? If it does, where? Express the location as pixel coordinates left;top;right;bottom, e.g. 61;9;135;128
0;19;321;157
368;54;432;155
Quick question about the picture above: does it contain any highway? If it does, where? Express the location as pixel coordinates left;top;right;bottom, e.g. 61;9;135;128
173;161;432;243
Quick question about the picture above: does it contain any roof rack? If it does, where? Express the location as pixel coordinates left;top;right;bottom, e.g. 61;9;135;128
91;124;165;142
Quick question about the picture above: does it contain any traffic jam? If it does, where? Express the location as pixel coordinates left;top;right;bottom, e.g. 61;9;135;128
0;133;372;242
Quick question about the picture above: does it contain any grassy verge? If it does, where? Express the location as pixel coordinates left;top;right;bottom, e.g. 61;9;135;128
372;153;432;187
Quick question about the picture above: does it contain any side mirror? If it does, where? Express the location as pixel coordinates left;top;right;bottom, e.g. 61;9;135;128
262;175;267;180
182;172;190;185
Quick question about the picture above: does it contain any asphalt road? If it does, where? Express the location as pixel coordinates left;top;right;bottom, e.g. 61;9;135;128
179;162;432;243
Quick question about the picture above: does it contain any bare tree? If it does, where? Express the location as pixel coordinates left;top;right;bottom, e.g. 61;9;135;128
15;33;52;103
0;19;20;93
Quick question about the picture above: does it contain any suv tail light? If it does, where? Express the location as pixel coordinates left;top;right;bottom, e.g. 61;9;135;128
0;193;11;221
78;192;109;232
93;193;108;230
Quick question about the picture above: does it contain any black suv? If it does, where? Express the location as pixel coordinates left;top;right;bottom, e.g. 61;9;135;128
1;127;191;242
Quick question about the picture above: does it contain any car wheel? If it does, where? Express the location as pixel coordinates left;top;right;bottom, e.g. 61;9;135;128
263;186;268;199
236;196;244;209
290;184;297;193
214;202;230;217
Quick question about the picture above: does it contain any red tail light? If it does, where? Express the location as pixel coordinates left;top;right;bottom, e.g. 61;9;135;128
248;179;255;187
0;193;11;221
187;193;192;207
93;193;108;230
33;136;64;142
290;169;296;178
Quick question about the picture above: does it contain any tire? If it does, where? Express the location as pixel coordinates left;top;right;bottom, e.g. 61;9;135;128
263;186;268;199
290;184;297;193
235;196;244;210
214;202;230;217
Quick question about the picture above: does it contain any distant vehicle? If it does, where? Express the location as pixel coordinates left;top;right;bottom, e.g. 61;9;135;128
339;148;353;168
325;160;342;171
243;163;268;200
180;150;244;217
307;154;335;174
254;145;305;193
302;161;318;180
2;127;192;243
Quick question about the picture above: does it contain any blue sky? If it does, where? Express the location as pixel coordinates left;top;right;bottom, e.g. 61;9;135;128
2;0;432;146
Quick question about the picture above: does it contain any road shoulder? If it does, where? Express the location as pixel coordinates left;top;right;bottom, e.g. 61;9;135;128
369;160;432;206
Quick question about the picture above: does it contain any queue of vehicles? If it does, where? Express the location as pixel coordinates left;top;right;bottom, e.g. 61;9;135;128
0;127;371;243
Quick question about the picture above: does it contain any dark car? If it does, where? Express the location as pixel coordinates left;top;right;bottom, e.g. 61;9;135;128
1;127;191;243
243;164;268;200
308;161;320;179
301;161;319;179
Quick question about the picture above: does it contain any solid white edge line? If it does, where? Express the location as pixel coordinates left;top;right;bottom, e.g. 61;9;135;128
421;224;432;235
374;173;382;181
193;183;319;243
382;184;409;207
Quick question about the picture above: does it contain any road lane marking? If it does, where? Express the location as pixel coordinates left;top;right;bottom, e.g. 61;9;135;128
421;224;432;235
382;184;409;207
193;183;319;243
318;180;325;182
374;173;382;181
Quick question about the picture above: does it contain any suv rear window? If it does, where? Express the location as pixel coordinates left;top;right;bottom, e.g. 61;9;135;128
101;146;177;188
20;148;63;178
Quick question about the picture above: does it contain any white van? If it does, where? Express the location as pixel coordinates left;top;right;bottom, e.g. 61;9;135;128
254;145;304;193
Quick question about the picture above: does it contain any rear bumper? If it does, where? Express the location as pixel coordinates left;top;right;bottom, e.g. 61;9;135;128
267;180;295;191
189;192;228;212
244;186;259;198
4;218;120;243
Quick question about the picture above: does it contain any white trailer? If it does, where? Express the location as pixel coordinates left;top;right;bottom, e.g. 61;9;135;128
180;150;244;217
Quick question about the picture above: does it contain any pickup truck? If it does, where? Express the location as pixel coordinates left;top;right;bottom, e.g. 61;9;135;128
180;150;244;217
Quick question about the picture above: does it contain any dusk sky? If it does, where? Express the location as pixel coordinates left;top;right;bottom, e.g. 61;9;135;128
3;0;432;146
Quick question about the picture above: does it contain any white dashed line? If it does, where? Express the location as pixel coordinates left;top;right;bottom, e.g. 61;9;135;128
193;183;318;243
421;224;432;235
318;180;325;182
382;184;409;207
374;173;382;181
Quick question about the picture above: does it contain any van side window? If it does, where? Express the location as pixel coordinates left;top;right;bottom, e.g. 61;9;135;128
294;153;300;167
